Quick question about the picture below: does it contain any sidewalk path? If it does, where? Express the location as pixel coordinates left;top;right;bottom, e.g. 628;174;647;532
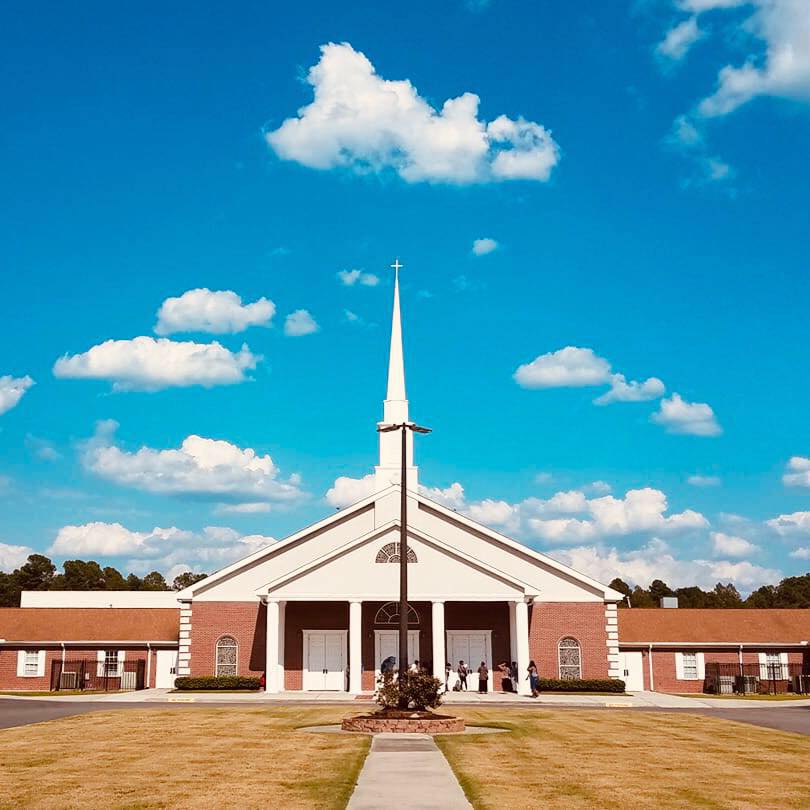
347;733;471;810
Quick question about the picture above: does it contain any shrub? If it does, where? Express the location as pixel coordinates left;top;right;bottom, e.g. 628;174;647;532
536;678;626;693
173;675;261;691
375;670;443;710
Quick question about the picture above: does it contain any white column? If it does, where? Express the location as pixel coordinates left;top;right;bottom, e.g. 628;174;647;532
515;599;531;696
265;599;280;693
277;601;286;692
349;600;363;694
431;601;445;685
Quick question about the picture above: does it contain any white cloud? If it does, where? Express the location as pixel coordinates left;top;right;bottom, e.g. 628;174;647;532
656;16;705;61
514;347;612;389
48;522;275;574
53;337;259;391
695;0;810;117
0;375;34;416
266;42;560;184
711;531;759;557
550;537;781;593
325;474;376;508
154;289;275;335
651;393;722;436
214;502;273;514
515;347;666;409
0;540;36;571
790;547;810;559
284;309;319;337
594;373;666;405
344;309;362;324
25;434;61;461
586;480;613;495
783;455;810;487
688;474;722;487
337;269;379;287
466;499;519;529
471;237;498;256
669;114;704;148
528;487;708;543
766;511;810;535
83;423;304;503
420;482;466;510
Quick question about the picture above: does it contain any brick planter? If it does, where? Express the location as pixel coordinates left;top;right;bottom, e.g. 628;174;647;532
341;713;465;734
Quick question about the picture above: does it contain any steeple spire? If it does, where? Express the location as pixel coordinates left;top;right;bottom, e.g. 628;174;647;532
386;259;407;404
375;258;417;491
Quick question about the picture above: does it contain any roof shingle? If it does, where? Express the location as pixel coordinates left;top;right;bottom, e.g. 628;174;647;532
619;608;810;644
0;608;179;642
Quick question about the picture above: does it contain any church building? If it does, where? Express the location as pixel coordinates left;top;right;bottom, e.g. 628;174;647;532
174;267;625;694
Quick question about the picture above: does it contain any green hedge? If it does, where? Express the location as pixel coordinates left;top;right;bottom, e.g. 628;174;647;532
537;678;626;693
173;676;261;691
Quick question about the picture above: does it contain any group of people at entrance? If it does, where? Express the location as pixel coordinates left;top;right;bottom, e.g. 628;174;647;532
446;660;490;693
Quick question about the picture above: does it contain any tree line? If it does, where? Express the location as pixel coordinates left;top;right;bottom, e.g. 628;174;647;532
608;574;810;609
0;554;208;607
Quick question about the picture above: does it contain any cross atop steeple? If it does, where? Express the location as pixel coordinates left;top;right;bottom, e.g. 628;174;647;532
390;258;403;274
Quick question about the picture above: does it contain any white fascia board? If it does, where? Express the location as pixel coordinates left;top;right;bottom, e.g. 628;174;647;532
415;492;623;600
255;519;534;597
178;488;395;598
0;640;179;647
619;641;806;649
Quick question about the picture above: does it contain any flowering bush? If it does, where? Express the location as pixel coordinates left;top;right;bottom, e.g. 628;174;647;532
375;670;443;710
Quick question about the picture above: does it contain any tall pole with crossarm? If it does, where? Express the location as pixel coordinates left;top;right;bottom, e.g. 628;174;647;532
377;258;431;707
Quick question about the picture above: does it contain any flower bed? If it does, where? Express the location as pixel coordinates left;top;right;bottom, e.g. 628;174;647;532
341;709;465;734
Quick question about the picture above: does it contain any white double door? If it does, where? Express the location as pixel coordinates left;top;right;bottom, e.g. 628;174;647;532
447;631;493;691
303;631;346;691
374;630;420;675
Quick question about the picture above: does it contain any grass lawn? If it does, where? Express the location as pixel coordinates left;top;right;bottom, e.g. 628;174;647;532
437;707;810;809
0;706;369;810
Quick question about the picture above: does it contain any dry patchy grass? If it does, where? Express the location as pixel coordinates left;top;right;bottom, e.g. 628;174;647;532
0;707;368;810
437;708;810;810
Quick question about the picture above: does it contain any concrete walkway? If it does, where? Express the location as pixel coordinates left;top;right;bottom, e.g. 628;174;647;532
347;733;471;810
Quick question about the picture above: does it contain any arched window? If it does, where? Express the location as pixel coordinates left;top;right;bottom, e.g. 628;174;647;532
375;542;417;564
374;601;420;626
215;635;238;676
558;637;582;680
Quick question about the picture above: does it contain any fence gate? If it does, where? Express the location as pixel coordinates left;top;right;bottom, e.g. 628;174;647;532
50;658;146;692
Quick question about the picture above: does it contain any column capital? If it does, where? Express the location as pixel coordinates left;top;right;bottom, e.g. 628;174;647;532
431;599;445;606
348;599;363;605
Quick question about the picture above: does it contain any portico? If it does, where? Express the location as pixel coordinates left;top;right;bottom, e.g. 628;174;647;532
261;594;535;695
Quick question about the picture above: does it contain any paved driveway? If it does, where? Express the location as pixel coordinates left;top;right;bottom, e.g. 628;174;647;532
1;698;809;737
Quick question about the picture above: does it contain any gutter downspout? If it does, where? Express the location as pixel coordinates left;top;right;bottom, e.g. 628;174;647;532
648;643;655;692
61;642;65;666
146;642;152;690
738;644;744;676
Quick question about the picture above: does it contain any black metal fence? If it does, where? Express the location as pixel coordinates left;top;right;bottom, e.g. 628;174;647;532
704;662;810;695
49;659;146;692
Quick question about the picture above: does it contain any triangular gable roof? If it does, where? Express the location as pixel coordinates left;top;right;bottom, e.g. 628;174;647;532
182;485;623;602
254;519;535;596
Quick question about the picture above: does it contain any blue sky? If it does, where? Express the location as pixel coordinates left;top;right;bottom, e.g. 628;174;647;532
1;0;809;590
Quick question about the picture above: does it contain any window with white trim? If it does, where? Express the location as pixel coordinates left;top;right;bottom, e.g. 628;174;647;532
558;637;582;680
104;649;120;676
216;635;238;676
682;652;699;680
24;650;39;676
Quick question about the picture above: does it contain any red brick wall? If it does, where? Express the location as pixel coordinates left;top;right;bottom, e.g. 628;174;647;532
189;602;266;677
0;646;157;690
640;648;809;693
529;602;609;680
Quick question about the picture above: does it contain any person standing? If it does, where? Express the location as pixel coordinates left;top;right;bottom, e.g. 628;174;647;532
457;660;468;690
445;661;452;692
477;661;489;694
510;660;519;693
527;659;539;697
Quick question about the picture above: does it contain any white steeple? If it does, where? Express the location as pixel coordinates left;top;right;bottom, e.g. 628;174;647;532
374;260;418;492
